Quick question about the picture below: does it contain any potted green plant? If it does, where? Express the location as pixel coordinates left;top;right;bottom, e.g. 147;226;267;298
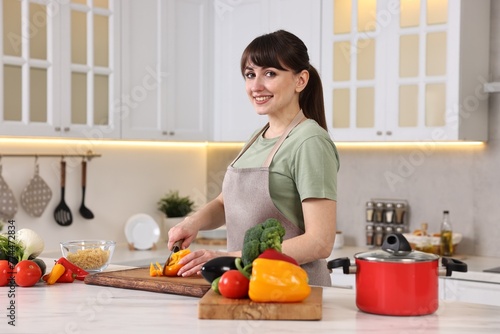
158;191;195;241
158;190;195;218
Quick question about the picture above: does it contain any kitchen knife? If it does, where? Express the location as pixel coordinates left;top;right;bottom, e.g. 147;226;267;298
164;239;183;270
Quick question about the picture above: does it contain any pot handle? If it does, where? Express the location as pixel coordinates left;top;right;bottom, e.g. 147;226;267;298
441;257;468;277
381;233;412;255
327;257;355;274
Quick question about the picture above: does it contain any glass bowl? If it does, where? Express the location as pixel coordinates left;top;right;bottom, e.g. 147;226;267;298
60;240;116;272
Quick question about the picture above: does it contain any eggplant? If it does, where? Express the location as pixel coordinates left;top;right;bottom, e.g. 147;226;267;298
201;256;238;283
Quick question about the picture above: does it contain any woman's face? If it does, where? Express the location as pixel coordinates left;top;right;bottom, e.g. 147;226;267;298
243;63;307;117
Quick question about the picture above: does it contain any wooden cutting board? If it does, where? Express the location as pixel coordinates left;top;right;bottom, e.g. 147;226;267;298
84;268;211;298
198;287;322;320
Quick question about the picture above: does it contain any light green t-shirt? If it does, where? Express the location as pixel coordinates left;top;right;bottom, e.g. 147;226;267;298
233;119;339;230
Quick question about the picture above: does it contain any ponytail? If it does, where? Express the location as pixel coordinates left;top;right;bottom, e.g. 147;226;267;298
300;65;327;131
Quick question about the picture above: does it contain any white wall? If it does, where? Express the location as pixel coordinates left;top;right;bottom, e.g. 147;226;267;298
1;139;207;253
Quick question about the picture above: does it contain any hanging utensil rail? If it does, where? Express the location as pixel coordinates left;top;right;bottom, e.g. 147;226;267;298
0;150;101;160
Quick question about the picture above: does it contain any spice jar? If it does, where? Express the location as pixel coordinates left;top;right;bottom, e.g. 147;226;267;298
365;225;374;246
374;202;385;223
374;225;384;247
395;203;406;224
366;201;375;222
384;203;395;224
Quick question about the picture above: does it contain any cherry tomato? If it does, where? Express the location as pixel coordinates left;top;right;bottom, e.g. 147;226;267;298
218;270;249;299
14;260;42;287
0;260;13;287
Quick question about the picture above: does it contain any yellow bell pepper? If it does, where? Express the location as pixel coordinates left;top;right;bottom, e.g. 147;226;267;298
248;258;311;303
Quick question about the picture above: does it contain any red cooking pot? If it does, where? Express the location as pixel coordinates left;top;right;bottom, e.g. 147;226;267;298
327;233;467;316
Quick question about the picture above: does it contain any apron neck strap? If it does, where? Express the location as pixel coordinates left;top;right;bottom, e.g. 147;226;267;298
228;123;269;167
229;110;306;167
262;110;305;168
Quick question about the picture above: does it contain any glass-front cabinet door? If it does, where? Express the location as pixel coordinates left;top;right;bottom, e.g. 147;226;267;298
0;0;120;138
322;0;490;142
1;0;58;136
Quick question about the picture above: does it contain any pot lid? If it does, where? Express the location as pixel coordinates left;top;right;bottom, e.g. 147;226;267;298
355;233;439;263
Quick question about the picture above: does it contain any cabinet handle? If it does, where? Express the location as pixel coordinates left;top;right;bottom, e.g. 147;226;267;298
376;131;383;136
63;127;70;132
55;127;61;132
386;131;392;136
161;131;175;136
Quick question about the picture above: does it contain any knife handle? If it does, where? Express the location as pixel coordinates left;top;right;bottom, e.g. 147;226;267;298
171;239;183;252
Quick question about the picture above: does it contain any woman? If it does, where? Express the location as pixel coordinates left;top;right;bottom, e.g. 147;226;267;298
167;30;339;286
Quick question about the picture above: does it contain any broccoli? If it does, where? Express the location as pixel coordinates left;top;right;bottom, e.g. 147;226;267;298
241;218;286;267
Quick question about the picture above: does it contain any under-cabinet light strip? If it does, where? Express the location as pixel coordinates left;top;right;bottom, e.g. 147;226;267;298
0;137;485;149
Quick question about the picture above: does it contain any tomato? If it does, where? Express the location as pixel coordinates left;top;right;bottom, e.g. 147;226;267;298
0;260;13;287
218;270;249;299
14;260;42;287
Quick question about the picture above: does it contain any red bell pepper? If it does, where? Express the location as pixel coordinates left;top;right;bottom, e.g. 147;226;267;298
56;257;89;280
257;249;299;266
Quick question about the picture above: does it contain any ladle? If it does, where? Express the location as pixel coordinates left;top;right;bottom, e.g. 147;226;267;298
79;160;94;219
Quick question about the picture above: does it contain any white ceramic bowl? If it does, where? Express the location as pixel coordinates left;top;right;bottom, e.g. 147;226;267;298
60;240;116;272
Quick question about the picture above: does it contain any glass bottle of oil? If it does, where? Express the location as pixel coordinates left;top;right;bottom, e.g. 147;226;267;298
440;210;453;256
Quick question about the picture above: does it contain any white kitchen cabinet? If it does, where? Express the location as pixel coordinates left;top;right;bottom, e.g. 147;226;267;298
441;278;500;307
0;0;121;139
211;0;322;142
120;0;210;141
321;0;490;142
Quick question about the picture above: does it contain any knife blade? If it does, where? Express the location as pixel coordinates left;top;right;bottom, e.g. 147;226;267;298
164;239;183;270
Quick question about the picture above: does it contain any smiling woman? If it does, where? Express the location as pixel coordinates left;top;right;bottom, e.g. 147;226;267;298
167;30;339;287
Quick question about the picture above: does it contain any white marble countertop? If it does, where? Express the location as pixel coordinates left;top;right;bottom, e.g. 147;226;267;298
2;242;499;333
2;260;500;334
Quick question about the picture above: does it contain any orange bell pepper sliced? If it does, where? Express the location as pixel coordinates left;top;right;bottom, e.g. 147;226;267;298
163;249;190;276
149;262;163;277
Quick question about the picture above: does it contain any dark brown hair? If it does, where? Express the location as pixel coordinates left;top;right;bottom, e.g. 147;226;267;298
240;30;327;131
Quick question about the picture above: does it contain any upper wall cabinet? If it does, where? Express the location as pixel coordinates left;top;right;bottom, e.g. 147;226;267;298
0;0;121;139
321;0;490;142
211;0;322;142
120;0;210;141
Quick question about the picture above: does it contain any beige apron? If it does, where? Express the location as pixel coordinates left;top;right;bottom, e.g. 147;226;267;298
222;110;332;286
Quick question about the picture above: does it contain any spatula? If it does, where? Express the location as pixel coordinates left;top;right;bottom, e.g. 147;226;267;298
54;160;73;226
79;160;94;219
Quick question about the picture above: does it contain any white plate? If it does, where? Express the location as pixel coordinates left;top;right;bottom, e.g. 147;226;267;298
125;213;160;250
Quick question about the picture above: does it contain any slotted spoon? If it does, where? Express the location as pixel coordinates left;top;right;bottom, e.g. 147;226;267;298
54;160;73;226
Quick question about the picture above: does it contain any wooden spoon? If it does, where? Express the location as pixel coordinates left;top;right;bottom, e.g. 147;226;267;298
53;160;73;226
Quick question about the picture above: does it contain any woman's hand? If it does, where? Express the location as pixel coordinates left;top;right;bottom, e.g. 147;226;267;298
175;249;231;277
167;216;200;251
167;217;199;249
167;193;226;251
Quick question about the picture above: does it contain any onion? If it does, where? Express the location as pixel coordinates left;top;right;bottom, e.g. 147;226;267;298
16;228;45;261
